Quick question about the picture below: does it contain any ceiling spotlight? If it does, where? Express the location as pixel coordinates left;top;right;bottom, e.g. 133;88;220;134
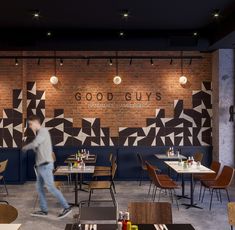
193;32;198;36
15;58;19;66
129;58;132;65
37;58;41;65
113;76;122;85
170;58;173;65
122;10;129;18
59;58;63;66
109;58;113;66
32;10;40;19
119;31;124;37
213;9;220;18
47;31;52;37
50;75;59;85
150;58;154;66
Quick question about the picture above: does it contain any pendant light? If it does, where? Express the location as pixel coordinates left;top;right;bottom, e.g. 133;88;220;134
179;51;187;85
113;51;122;85
50;51;59;85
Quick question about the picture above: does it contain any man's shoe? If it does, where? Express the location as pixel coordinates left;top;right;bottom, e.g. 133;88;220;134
58;206;72;219
30;210;48;217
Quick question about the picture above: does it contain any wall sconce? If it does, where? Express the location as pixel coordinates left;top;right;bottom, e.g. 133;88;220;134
113;76;122;85
179;75;188;85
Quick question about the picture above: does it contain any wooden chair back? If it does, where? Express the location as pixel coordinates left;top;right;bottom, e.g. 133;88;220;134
215;166;235;187
0;204;18;223
194;152;203;162
128;202;172;224
145;161;155;182
111;162;117;179
228;202;235;226
0;160;8;174
210;161;221;177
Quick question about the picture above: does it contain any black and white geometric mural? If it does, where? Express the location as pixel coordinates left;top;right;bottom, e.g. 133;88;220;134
0;81;212;147
0;89;23;147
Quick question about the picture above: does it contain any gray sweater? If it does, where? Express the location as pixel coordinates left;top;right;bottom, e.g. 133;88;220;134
23;127;53;166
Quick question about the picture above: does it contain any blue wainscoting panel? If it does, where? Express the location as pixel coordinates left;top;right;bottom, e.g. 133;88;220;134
0;148;21;183
1;146;213;183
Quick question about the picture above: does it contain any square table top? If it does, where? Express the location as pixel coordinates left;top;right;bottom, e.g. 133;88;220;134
155;154;187;160
55;166;95;174
164;161;215;174
0;224;22;230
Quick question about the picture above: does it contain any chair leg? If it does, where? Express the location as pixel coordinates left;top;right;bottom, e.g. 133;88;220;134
169;190;174;204
88;189;92;207
153;187;158;201
2;177;8;195
173;189;179;210
158;189;162;202
148;181;152;196
110;187;116;206
209;189;214;211
201;187;206;203
111;180;116;194
219;189;222;203
225;189;231;202
215;190;220;201
139;171;143;186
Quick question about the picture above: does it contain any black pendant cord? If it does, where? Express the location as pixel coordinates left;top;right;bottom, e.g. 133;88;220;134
181;50;183;76
54;50;57;76
115;51;119;76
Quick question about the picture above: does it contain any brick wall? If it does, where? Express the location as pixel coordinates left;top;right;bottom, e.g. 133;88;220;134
0;51;212;147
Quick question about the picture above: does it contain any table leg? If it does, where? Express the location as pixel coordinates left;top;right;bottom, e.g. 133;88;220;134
69;173;79;207
182;174;203;209
78;173;89;192
177;173;189;200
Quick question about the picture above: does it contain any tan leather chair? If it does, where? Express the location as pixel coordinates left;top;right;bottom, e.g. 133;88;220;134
0;160;8;195
201;165;235;210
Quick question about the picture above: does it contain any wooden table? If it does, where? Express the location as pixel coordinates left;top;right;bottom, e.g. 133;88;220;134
164;161;214;209
0;224;21;230
155;154;187;160
55;166;95;207
65;224;195;230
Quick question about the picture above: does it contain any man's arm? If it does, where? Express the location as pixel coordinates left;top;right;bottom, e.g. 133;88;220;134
22;129;46;152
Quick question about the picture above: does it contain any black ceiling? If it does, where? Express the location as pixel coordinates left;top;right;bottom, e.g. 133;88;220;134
0;0;235;51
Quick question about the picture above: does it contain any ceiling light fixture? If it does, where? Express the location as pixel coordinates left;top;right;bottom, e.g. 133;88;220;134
213;9;220;18
122;10;129;18
15;58;19;66
193;32;198;36
37;58;41;65
60;58;63;66
150;58;154;66
170;58;173;65
32;10;40;19
179;51;188;85
119;31;124;37
189;58;192;65
87;58;90;66
47;31;52;37
129;57;132;65
109;58;113;66
113;51;122;85
50;51;59;85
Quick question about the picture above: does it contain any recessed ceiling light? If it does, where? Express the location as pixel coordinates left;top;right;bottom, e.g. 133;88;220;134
122;10;129;18
119;31;124;37
47;31;52;37
193;32;198;36
32;10;40;19
213;9;220;18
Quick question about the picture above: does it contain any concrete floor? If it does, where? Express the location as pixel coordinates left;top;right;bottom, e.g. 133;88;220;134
0;181;233;230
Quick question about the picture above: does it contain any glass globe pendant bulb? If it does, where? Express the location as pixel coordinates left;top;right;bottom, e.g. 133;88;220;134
113;75;122;85
50;75;59;85
179;75;187;85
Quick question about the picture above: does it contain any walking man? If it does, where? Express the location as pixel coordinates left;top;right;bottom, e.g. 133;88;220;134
22;115;72;219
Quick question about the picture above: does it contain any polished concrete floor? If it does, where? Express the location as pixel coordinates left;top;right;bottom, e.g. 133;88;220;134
0;181;233;230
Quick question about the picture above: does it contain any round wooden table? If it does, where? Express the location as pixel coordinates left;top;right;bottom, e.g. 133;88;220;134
0;204;18;223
